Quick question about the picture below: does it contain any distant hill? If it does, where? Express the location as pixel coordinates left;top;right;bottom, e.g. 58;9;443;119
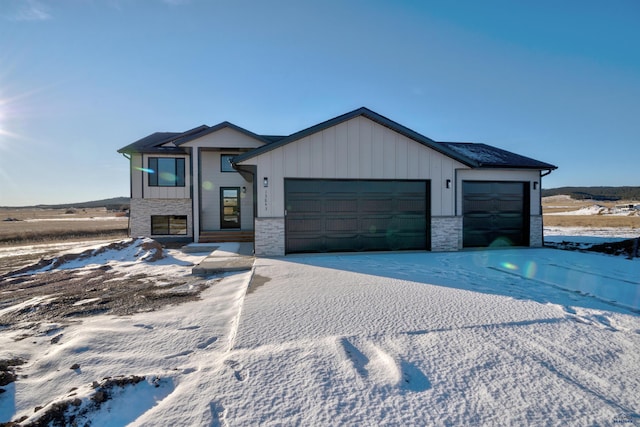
2;197;130;210
542;187;640;201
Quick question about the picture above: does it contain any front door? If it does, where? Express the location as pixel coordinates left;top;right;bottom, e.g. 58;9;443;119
220;187;241;229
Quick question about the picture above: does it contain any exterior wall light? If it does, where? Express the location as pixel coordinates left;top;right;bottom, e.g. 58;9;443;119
533;181;538;190
242;186;246;194
263;177;269;187
446;179;451;189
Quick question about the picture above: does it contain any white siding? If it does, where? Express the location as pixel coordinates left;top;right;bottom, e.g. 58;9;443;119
238;116;469;217
131;153;143;199
200;151;254;230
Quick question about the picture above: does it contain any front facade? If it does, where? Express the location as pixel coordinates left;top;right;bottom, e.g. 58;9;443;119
118;107;556;256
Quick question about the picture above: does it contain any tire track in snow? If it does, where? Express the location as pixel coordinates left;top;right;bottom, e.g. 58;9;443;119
339;337;431;391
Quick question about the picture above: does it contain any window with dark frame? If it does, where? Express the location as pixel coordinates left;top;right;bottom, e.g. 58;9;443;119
220;154;236;172
148;157;186;187
151;215;188;235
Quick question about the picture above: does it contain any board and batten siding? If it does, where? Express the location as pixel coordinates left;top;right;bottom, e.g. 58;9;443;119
130;153;144;199
239;116;469;218
199;151;254;231
140;153;191;199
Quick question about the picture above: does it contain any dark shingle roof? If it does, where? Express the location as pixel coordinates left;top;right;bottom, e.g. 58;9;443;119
118;107;557;171
117;125;209;154
174;122;274;146
117;132;182;154
439;142;557;170
117;122;277;154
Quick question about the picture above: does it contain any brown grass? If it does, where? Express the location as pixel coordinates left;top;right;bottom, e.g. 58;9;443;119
542;195;640;228
0;207;128;245
543;215;640;228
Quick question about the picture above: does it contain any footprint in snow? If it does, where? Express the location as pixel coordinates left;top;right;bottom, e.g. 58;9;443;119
133;324;154;330
400;359;431;392
224;359;247;382
164;350;194;359
340;338;369;378
210;401;228;427
197;336;218;349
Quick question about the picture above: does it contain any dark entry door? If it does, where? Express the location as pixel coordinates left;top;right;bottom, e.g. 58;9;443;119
284;179;429;254
220;187;241;229
462;181;529;247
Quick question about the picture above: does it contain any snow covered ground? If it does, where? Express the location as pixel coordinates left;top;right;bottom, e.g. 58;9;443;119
1;235;639;425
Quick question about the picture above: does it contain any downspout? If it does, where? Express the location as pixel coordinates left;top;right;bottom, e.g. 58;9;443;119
121;152;132;237
539;168;554;246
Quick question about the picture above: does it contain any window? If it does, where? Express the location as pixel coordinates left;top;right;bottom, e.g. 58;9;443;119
220;154;235;172
151;215;188;235
148;157;185;187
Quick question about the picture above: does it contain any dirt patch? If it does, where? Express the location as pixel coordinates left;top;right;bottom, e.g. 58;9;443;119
10;375;151;427
547;237;640;259
0;267;213;328
0;357;26;389
0;239;216;331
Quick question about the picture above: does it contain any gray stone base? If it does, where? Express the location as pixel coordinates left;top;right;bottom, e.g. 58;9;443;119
130;198;193;239
431;216;462;252
530;215;543;247
255;217;285;257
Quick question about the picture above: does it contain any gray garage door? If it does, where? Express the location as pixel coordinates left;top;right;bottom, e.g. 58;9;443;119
285;179;430;254
462;181;529;247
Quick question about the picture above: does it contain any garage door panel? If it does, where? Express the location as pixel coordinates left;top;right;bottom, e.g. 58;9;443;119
326;217;359;231
285;179;429;254
463;181;529;248
326;199;358;212
287;200;322;213
361;199;394;212
287;217;323;232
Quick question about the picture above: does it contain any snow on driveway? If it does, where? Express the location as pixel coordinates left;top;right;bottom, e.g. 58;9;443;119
222;249;640;426
1;245;639;426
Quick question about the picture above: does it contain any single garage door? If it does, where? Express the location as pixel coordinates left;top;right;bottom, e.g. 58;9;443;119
285;179;430;254
462;181;529;247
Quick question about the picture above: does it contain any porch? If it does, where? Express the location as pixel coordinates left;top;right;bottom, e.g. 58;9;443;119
199;230;255;243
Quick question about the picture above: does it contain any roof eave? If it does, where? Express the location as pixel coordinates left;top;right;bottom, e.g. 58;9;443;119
235;107;478;165
175;121;272;146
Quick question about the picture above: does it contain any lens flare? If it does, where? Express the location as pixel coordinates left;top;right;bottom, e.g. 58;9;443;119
501;262;519;271
523;261;537;279
134;167;155;174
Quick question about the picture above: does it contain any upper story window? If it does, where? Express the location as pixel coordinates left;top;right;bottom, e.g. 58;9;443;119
221;154;236;172
148;157;185;187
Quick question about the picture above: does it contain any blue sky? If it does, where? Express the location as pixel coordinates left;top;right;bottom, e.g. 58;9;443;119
0;0;638;206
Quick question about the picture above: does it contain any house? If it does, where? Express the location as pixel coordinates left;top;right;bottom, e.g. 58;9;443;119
118;107;556;256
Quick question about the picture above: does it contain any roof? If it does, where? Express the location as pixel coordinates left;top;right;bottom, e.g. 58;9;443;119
117;122;275;154
233;107;469;165
117;126;209;154
173;121;275;146
118;107;556;171
439;142;557;170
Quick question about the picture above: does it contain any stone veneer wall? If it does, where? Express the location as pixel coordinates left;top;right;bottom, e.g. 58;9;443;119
255;217;285;256
431;216;463;252
530;215;543;247
130;198;193;238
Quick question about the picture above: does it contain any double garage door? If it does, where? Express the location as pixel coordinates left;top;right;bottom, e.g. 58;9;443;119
462;181;529;247
285;179;429;254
